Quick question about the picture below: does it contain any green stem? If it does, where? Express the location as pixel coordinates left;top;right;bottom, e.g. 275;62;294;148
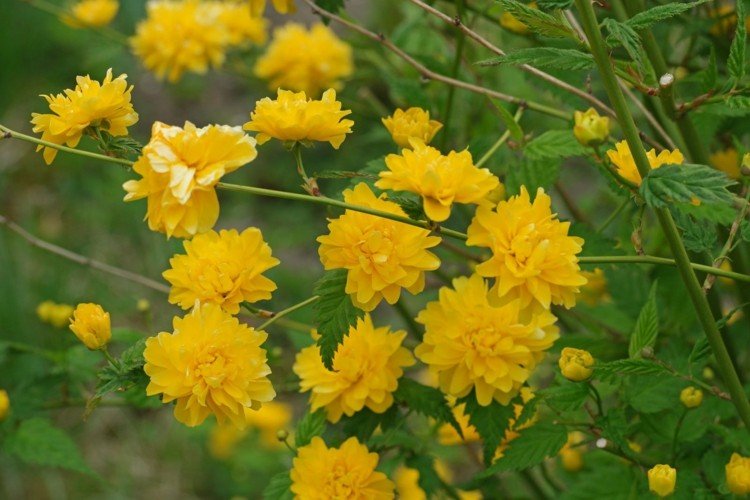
579;255;750;283
441;0;467;150
587;382;605;416
597;197;631;233
292;143;321;196
575;0;750;431
476;123;513;168
671;408;688;462
102;346;121;371
258;296;319;330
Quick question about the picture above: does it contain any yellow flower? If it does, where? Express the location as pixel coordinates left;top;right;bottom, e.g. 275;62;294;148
467;186;587;309
209;401;292;458
63;0;118;28
499;2;537;34
679;386;703;409
606;140;684;186
710;148;741;180
163;228;279;314
131;0;228;82
317;183;441;311
219;2;267;47
648;464;676;497
69;303;111;350
291;437;394;498
144;302;275;427
559;431;586;472
0;390;9;422
123;121;257;238
394;464;482;500
244;88;354;149
415;274;558;406
254;23;352;96
573;108;610;147
381;108;443;149
377;141;500;222
559;347;594;382
36;301;75;328
580;268;611;306
249;0;295;15
30;69;138;164
293;314;415;422
727;453;750;494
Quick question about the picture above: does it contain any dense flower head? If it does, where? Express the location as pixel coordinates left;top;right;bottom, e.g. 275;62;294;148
69;303;111;350
377;141;500;222
63;0;119;28
249;0;295;15
317;183;441;311
648;464;677;497
382;107;443;149
559;431;586;472
573;108;610;146
710;147;741;180
727;453;750;494
244;89;353;149
254;23;352;96
209;401;292;458
290;436;394;499
144;302;275;428
559;347;594;382
0;390;9;422
123;121;257;238
467;187;586;309
680;386;703;409
36;301;75;328
218;2;267;46
415;274;559;406
293;314;415;422
606;140;684;186
163;228;279;314
30;69;138;164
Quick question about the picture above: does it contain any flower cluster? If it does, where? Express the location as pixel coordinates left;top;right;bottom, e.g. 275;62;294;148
31;69;138;164
63;0;118;28
36;300;74;328
382;107;443;148
606;140;684;185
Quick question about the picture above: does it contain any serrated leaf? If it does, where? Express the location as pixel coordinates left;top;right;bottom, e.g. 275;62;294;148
602;18;645;69
538;383;589;412
625;0;709;31
263;471;293;500
5;418;92;474
702;46;718;92
594;359;671;382
394;378;461;436
480;423;567;475
388;193;426;220
689;337;712;365
675;201;737;225
488;99;524;142
536;0;573;10
477;48;594;70
505;158;561;198
459;391;517;465
524;130;588;160
629;281;659;358
672;209;717;253
497;0;576;38
313;270;364;369
640;164;736;209
95;337;148;399
295;409;327;448
342;406;398;442
728;0;747;81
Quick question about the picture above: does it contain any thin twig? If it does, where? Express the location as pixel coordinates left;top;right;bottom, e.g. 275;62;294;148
703;186;750;293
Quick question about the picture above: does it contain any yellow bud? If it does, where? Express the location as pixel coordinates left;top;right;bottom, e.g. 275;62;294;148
559;347;594;382
136;298;150;312
702;367;715;380
276;429;289;442
679;386;703;409
573;108;610;147
36;301;55;323
628;440;643;454
69;303;111;350
726;453;750;494
561;449;584;471
0;389;9;421
647;464;676;497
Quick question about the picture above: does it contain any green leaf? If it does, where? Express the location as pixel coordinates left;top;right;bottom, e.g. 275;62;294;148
404;455;444;497
481;423;567;475
625;0;710;31
629;281;659;358
536;0;573;10
295;409;327;448
689;337;712;365
505;158;561;198
459;391;517;465
477;48;594;70
524;130;588;160
5;418;92;474
640;164;736;209
538;383;589;412
594;358;671;382
672;209;717;253
313;170;378;180
95;337;149;399
394;378;461;435
497;0;576;38
702;46;718;92
313;270;364;369
388;193;426;220
675;201;737;225
602;19;645;69
488;99;524;142
342;406;398;442
728;0;747;81
263;471;293;500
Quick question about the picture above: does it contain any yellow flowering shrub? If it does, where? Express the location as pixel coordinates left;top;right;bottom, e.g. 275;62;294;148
63;0;118;28
382;107;443;148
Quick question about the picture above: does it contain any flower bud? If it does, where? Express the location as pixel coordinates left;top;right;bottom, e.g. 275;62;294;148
679;386;703;409
726;453;750;494
69;303;111;350
560;431;585;472
648;464;676;497
276;429;289;442
0;389;9;421
573;108;610;147
558;347;594;382
381;107;443;149
37;301;74;329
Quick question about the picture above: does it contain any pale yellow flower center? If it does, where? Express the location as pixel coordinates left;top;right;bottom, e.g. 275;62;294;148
193;349;229;388
357;229;394;267
323;462;357;498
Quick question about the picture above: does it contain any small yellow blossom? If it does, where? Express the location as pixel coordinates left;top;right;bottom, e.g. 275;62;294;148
559;347;594;382
727;453;750;494
36;301;75;328
123;121;257;238
136;299;151;312
293;314;414;422
69;303;111;350
467;186;587;309
163;228;279;314
381;108;443;149
219;2;267;47
30;69;138;164
377;141;500;222
500;2;537;34
63;0;118;28
573;108;610;147
648;464;676;497
580;268;611;306
290;436;395;498
679;386;703;409
394;464;482;500
144;302;275;428
606;140;684;186
416;274;558;406
249;0;295;15
254;23;352;96
559;431;586;472
710;148;741;180
244;88;354;149
0;390;9;422
317;183;441;311
209;401;292;458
